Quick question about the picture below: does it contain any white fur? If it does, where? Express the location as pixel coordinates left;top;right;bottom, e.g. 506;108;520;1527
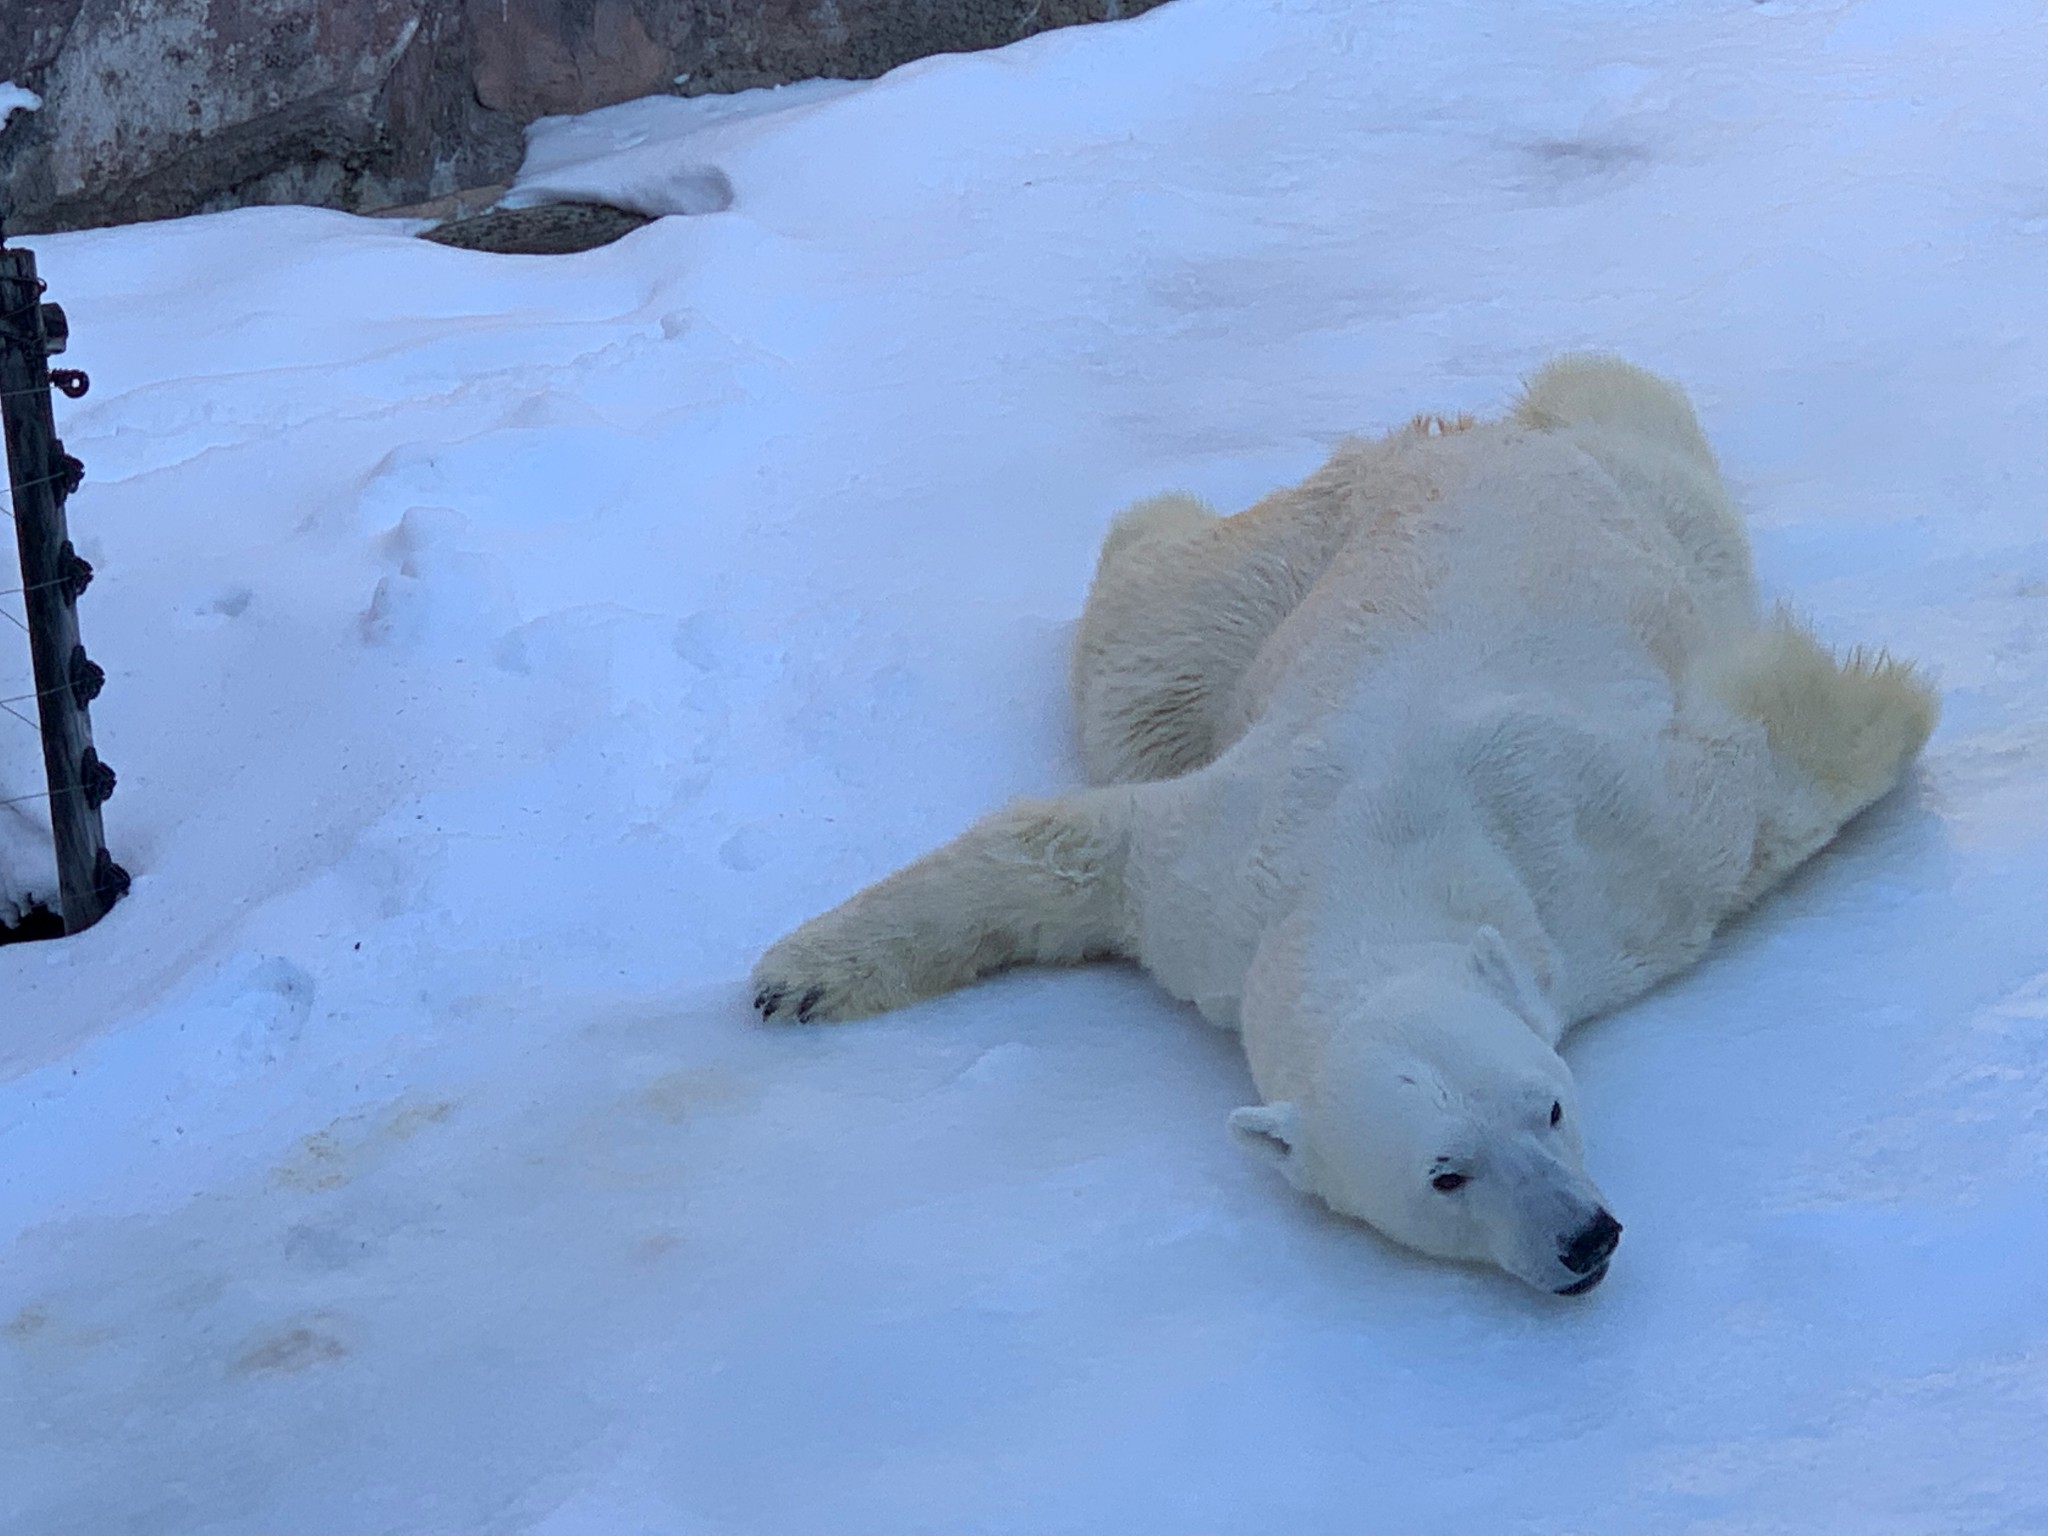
753;355;1937;1294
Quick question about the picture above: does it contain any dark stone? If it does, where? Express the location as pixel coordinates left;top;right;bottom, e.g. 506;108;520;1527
0;0;1173;235
418;200;655;253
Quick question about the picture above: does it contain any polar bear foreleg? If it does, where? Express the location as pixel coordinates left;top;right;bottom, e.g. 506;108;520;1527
751;791;1138;1022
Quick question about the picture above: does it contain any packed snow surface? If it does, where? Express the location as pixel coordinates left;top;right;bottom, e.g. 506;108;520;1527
5;1;2048;1531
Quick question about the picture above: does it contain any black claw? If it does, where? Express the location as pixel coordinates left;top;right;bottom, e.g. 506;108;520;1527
755;987;784;1019
796;985;825;1023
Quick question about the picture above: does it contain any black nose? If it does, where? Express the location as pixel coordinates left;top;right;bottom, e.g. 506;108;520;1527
1561;1209;1623;1275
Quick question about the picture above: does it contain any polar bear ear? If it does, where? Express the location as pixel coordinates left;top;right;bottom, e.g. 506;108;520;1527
1470;926;1561;1039
1228;1102;1303;1171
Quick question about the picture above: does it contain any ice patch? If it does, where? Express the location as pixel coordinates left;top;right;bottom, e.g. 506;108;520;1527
717;822;779;872
507;79;869;217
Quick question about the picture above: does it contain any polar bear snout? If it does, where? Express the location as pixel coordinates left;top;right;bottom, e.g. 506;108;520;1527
1561;1207;1622;1274
1556;1208;1623;1295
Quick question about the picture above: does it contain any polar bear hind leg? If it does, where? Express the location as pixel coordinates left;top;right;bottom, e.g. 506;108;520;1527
1515;354;1757;638
752;790;1137;1022
1071;487;1354;785
1070;494;1243;785
1512;353;1717;467
1708;617;1939;908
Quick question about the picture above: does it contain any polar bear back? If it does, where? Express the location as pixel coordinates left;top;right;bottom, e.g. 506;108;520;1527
1220;413;1754;748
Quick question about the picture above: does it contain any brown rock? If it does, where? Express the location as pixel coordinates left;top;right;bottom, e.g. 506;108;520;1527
468;0;674;119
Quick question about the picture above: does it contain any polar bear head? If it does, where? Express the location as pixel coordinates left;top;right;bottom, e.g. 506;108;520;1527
1230;930;1621;1296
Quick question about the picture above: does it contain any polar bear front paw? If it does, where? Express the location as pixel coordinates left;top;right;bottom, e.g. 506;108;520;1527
750;926;903;1024
752;980;825;1023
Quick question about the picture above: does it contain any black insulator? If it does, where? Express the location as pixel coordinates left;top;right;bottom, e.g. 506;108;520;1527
51;368;88;399
93;846;131;909
69;645;104;708
79;747;115;808
59;542;93;603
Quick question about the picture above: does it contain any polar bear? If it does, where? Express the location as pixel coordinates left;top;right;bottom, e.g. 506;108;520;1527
752;356;1936;1296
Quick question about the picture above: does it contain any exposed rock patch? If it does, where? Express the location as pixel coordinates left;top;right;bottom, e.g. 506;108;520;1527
417;200;655;254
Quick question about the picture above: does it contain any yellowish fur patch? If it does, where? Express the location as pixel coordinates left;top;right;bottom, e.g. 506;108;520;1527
1709;616;1939;800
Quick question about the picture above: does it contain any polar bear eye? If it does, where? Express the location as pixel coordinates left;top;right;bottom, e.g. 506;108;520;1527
1550;1100;1563;1127
1431;1171;1468;1193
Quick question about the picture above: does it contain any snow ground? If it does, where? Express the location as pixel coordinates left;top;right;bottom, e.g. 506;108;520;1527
4;0;2048;1530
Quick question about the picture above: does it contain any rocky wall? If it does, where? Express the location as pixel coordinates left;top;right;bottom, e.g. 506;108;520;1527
0;0;1168;234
